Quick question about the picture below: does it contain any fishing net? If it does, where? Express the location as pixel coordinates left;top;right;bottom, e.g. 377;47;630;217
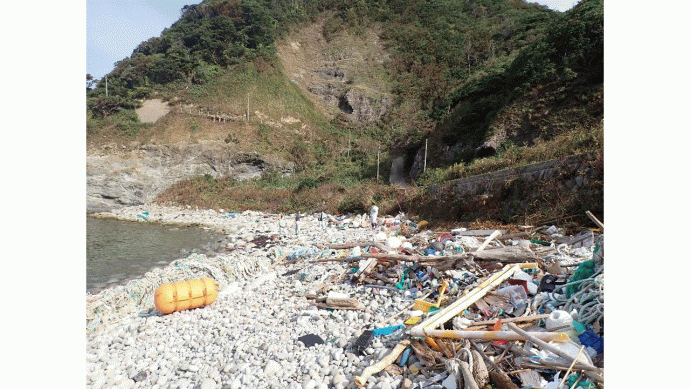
86;251;273;335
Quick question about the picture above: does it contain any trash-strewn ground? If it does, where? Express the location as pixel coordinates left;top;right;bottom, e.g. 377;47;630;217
86;205;604;389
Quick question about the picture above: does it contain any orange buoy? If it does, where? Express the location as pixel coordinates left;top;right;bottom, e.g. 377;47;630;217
154;277;218;314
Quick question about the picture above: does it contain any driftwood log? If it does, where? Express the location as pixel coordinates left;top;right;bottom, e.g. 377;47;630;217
468;340;519;389
470;246;539;262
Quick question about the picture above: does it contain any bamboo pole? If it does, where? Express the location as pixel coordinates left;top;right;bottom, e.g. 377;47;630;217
409;329;568;343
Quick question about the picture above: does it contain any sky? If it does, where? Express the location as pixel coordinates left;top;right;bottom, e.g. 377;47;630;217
86;0;582;80
87;0;199;79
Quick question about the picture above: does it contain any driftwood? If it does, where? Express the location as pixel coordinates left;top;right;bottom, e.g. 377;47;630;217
328;241;396;253
355;258;378;282
585;211;604;230
368;272;396;284
495;232;530;241
489;370;520;389
468;340;519;389
313;247;536;266
470;246;539;262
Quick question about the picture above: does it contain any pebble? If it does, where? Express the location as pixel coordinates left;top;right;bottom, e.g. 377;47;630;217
200;378;216;389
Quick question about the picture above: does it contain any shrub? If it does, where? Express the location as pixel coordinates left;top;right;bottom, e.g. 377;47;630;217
296;178;318;192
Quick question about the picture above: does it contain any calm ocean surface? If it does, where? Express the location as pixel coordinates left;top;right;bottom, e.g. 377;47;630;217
86;216;226;293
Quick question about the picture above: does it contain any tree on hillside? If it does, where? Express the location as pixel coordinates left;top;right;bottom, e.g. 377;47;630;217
86;74;98;91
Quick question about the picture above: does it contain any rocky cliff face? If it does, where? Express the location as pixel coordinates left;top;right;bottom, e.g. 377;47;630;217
277;18;393;128
86;143;293;213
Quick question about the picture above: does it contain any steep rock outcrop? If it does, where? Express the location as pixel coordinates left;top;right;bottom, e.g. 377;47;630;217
87;144;293;212
343;87;392;125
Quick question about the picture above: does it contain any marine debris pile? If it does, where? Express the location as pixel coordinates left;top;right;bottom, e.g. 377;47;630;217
86;205;603;389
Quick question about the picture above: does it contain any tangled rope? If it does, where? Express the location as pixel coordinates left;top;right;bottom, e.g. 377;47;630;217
536;265;604;329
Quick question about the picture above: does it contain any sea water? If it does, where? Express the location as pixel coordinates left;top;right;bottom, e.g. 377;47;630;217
86;216;226;292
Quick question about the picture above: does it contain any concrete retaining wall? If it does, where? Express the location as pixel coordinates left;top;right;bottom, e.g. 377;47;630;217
424;153;602;220
429;153;597;198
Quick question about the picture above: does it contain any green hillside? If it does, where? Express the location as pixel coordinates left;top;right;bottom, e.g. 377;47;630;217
86;0;603;225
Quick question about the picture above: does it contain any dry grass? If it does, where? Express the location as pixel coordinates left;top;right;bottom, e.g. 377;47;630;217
154;175;410;217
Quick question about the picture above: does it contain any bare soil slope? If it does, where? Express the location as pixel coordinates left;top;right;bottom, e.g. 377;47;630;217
135;99;171;123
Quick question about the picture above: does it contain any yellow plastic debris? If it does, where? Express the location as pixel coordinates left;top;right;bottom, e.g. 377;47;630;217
413;281;448;312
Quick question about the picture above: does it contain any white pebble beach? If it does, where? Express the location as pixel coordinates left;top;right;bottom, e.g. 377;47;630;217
86;205;417;389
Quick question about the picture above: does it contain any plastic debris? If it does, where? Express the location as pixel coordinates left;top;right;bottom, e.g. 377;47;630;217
372;324;404;337
352;330;374;355
297;334;324;347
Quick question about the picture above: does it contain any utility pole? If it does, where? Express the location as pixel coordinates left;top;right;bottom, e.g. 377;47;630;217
377;147;380;182
424;139;428;172
347;129;351;159
246;85;255;121
105;75;108;97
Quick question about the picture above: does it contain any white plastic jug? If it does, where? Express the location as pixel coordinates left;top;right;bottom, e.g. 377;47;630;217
546;310;579;340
